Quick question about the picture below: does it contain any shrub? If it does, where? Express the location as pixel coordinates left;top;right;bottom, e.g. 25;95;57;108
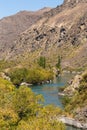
9;68;28;86
9;67;53;85
62;96;71;106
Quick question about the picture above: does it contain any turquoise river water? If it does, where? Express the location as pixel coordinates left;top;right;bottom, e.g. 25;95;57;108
30;73;82;130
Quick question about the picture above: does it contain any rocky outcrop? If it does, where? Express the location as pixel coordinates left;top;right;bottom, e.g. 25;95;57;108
75;107;87;123
0;72;10;81
63;75;82;96
58;116;87;129
63;71;87;126
20;82;32;86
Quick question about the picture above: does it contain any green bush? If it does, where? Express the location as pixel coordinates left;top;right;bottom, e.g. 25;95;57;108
9;68;28;86
62;96;71;106
9;67;53;85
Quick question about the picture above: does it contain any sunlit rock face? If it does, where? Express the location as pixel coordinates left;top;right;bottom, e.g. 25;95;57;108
63;0;87;9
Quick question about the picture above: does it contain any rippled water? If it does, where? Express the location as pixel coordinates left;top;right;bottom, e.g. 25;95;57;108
30;73;82;130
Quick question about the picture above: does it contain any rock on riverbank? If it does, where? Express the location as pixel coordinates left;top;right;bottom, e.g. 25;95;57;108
58;116;87;129
63;74;82;96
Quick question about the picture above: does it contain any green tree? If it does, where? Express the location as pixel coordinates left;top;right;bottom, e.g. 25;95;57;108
38;56;46;68
56;56;61;69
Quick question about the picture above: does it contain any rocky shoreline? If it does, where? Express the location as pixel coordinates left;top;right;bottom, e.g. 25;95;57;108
58;116;87;129
58;71;87;129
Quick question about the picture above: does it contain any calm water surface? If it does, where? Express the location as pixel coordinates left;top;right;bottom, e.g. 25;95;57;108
30;73;82;130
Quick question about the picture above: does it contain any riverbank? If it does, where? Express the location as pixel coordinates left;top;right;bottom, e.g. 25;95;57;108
58;71;87;130
58;116;87;129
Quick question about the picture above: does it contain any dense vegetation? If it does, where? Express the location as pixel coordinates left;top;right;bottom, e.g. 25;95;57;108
8;67;53;86
0;77;65;130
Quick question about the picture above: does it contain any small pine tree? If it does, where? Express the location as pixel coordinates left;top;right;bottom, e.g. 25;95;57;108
56;56;61;69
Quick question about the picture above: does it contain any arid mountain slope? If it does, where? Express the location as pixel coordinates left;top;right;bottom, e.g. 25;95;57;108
0;7;51;60
0;0;87;69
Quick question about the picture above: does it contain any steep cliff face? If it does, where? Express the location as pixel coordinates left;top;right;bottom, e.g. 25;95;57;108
0;1;87;69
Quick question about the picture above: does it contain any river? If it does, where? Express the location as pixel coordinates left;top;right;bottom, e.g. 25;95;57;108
30;73;82;130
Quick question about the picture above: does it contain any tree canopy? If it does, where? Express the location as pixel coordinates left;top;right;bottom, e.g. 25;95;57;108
0;77;65;130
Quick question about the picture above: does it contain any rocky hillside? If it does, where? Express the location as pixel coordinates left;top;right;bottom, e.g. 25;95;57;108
63;70;87;124
0;8;51;60
0;0;87;69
